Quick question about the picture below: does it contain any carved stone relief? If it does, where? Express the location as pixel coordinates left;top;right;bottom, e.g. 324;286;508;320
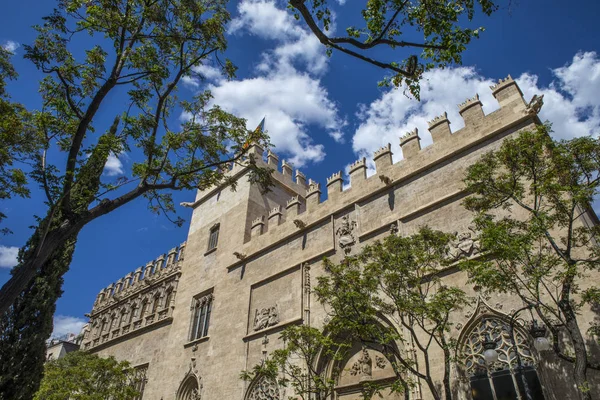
447;228;480;260
349;347;372;378
253;304;279;331
375;355;387;369
336;215;357;254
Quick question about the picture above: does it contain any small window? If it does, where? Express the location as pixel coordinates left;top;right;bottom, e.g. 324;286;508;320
207;224;219;251
190;293;213;341
207;224;220;252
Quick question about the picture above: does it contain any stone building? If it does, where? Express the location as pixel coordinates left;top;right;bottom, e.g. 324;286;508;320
45;334;81;361
80;77;599;400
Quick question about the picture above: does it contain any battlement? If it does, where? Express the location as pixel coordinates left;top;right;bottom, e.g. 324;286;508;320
428;112;449;129
490;74;515;94
237;76;536;251
458;94;481;112
287;195;300;207
349;157;366;173
91;242;186;313
326;171;342;184
269;205;282;217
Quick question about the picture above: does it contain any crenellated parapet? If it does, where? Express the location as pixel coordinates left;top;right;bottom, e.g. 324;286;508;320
306;181;322;210
489;75;525;107
349;157;367;184
428;112;451;142
400;128;421;159
82;242;186;351
237;76;537;249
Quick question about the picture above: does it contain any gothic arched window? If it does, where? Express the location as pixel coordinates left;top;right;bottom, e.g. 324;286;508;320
129;304;137;324
461;317;545;400
245;375;280;400
164;289;173;310
152;294;160;314
176;374;200;400
140;300;148;320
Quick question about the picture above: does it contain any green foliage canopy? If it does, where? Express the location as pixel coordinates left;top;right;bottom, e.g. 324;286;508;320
34;351;140;400
0;0;272;316
460;124;600;400
241;325;347;400
313;227;469;400
288;0;499;99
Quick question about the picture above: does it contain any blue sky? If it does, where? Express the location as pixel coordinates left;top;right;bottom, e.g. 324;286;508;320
1;0;600;337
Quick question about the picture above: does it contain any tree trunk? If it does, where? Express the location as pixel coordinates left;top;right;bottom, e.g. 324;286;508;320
561;301;592;400
0;237;77;400
442;348;453;400
0;223;78;316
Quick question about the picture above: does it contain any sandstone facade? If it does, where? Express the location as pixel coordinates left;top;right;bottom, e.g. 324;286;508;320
81;77;600;400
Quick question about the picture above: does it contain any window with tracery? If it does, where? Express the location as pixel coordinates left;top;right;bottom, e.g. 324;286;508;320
207;224;219;252
177;375;200;400
247;376;280;400
131;364;148;400
190;293;213;341
461;317;545;400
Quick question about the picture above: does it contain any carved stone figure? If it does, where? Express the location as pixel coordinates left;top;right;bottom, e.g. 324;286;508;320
389;221;398;235
253;304;279;331
336;215;357;254
447;229;480;260
526;94;544;115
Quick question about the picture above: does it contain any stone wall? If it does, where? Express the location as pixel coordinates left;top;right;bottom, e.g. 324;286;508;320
82;77;600;400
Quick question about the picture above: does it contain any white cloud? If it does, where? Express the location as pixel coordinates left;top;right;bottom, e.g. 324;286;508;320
104;153;124;176
181;75;200;88
52;315;87;338
182;63;224;88
352;51;600;166
230;0;328;76
0;245;18;268
229;0;304;40
186;0;346;167
208;73;343;166
2;40;19;53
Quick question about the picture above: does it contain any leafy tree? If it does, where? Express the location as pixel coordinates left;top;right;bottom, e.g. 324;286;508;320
288;0;499;98
0;47;41;233
33;351;140;400
460;124;600;400
0;239;76;400
0;0;271;316
0;0;271;395
314;227;469;400
241;325;348;400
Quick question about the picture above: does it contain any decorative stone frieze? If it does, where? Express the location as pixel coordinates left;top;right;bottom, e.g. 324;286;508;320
252;304;279;331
